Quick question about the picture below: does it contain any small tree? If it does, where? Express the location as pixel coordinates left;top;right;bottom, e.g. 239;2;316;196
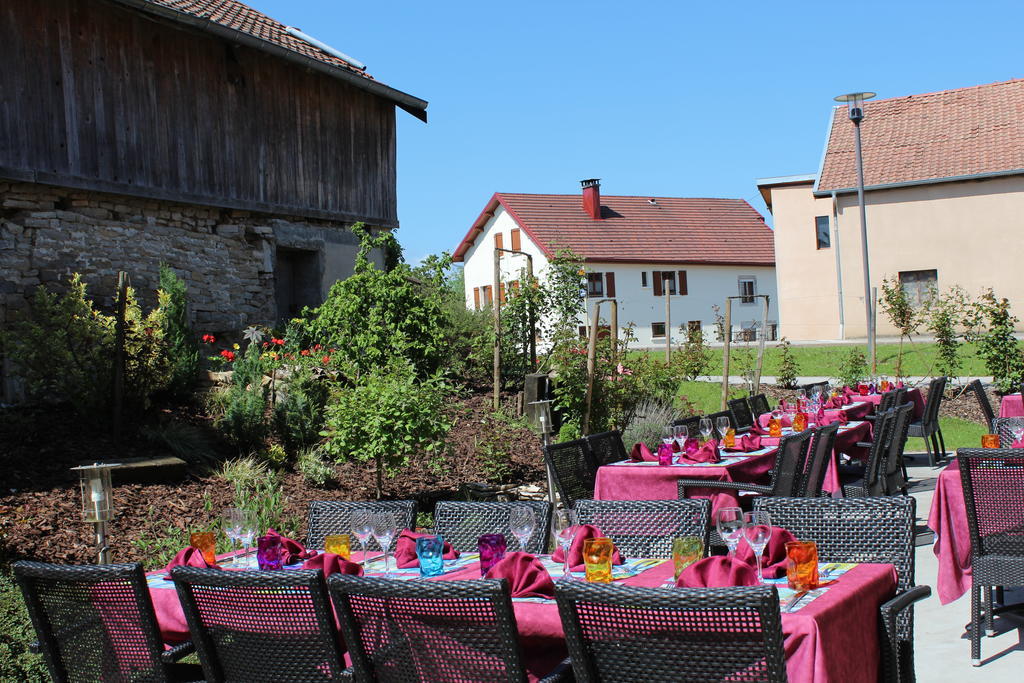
775;337;800;389
673;324;712;381
968;289;1024;393
879;276;919;380
921;285;970;379
837;346;868;388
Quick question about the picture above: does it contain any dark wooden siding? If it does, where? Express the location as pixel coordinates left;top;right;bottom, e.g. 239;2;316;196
0;0;398;226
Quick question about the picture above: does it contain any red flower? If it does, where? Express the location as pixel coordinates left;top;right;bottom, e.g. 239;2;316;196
322;355;331;365
262;341;270;348
219;350;236;362
272;338;285;346
202;334;216;344
270;352;279;361
301;349;310;356
312;344;322;351
284;353;293;360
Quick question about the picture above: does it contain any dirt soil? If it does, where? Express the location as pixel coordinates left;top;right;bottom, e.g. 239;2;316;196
0;392;546;567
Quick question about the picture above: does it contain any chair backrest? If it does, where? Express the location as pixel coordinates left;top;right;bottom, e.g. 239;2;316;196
924;376;947;426
957;448;1024;561
13;561;170;683
306;500;418;548
881;403;914;495
434;500;552;553
329;575;528;682
671;415;701;436
749;394;771;417
586;430;628;467
800;423;839;497
543;438;597;509
767;429;815;497
968;379;995;431
705;409;736;431
573;499;710;559
555;582;788;683
171;567;345;683
728;397;756;430
877;389;898;413
992;417;1024;447
862;408;899;495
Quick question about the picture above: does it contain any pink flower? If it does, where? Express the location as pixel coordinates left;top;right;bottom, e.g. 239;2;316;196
616;363;633;376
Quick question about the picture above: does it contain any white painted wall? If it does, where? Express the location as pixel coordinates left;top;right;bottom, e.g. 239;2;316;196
461;207;779;347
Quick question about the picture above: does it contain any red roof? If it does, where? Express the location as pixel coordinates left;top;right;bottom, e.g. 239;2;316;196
817;79;1024;192
453;193;775;266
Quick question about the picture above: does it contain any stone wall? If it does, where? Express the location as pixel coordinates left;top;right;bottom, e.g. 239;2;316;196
0;181;362;332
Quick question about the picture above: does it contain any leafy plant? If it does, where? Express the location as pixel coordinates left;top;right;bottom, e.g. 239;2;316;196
273;365;329;454
673;325;712;381
217;457;300;537
157;264;199;397
837;346;869;388
297;448;335;488
261;443;289;470
879;276;920;380
474;410;532;483
968;289;1024;393
775;337;800;389
621;398;678;450
215;343;269;452
0;570;48;682
921;286;971;379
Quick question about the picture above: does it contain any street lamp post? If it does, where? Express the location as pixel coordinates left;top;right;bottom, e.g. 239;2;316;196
834;91;877;374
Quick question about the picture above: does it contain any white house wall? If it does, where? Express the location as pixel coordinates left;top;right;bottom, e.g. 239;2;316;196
461;206;550;307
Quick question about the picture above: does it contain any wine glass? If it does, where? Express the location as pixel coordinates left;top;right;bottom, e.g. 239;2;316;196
509;505;537;553
551;508;579;582
1012;424;1024;446
716;507;745;557
673;424;686;444
221;508;243;564
351;508;373;565
715;416;730;441
699;417;713;443
743;511;773;584
370;511;398;578
662;426;675;446
236;512;256;568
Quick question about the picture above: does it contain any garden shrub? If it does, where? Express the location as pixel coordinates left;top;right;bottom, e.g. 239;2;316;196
215;344;269;453
621;398;678;449
968;289;1024;393
157;264;199;397
297;448;335;488
0;570;47;683
921;286;970;379
273;365;330;454
474;410;532;483
673;325;712;380
217;457;300;538
775;337;799;389
261;443;289;469
879;276;920;379
837;346;869;388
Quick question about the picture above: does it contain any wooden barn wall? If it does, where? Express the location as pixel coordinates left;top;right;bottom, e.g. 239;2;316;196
0;0;398;226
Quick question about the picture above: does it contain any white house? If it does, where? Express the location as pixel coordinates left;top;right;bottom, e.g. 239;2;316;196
452;180;779;347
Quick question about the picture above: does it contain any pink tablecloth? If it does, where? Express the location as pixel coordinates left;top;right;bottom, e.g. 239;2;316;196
858;388;925;419
999;393;1023;417
927;460;971;604
756;401;873;428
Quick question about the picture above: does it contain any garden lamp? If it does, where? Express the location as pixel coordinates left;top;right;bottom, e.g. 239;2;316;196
529;399;558;503
71;462;119;564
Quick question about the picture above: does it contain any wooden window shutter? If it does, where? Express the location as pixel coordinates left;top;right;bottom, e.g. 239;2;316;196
511;280;520;293
653;271;662;296
494;233;504;250
605;272;616;298
678;270;688;295
499;282;506;304
510;228;521;251
473;287;480;310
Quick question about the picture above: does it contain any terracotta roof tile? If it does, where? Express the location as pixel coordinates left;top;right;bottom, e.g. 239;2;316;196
818;79;1024;191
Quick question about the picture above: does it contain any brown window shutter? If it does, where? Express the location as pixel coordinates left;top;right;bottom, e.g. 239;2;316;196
678;270;688;295
494;233;504;250
473;287;480;310
605;272;616;297
511;280;520;292
498;282;506;304
653;271;662;296
510;228;521;251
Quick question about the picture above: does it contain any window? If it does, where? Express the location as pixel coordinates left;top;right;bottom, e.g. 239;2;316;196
652;271;676;296
651;322;666;338
641;271;648;288
578;326;588;338
473;287;480;310
899;269;938;307
687;320;702;334
739;277;756;304
510;228;521;251
587;272;604;297
815;216;831;249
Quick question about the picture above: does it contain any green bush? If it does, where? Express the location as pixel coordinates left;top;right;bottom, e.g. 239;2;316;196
217;457;300;538
320;361;453;498
775;337;799;389
0;570;48;682
297;448;335;488
969;290;1024;393
157;264;200;397
215;344;269;453
837;346;869;388
474;410;531;483
273;365;329;454
673;325;712;381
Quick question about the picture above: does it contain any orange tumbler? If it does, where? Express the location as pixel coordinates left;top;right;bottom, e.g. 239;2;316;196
768;417;782;438
981;434;1000;449
190;532;217;566
785;541;819;591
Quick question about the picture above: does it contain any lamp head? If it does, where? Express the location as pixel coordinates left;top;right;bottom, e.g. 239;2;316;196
834;91;876;123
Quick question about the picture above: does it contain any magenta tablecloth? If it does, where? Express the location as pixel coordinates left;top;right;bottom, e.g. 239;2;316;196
858;388;925;419
756;401;873;428
999;393;1023;417
927;460;971;604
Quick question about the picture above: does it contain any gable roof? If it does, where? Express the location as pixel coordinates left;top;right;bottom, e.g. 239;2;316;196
453;193;775;266
816;79;1024;193
112;0;427;121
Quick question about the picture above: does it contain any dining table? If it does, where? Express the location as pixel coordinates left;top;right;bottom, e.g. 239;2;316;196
856;388;926;419
927;459;972;604
147;549;897;683
999;393;1023;418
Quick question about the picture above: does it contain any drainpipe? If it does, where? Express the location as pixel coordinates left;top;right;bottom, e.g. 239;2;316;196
832;191;845;340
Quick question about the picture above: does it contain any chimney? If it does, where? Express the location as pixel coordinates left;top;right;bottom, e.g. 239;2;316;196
581;178;601;219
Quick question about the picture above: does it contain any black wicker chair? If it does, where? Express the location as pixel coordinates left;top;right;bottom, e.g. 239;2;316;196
966;380;995;432
573;499;710;559
752;496;930;683
671;415;701;437
956;448;1024;667
799;423;840;497
329;575;569;682
991;417;1024;448
171;566;346;682
13;561;201;683
434;500;552;553
864;388;899;424
555;582;788;682
705;409;737;432
306;500;418;549
728;397;756;433
908;376;947;466
586;430;629;467
543;438;598;509
749;394;771;418
841;407;899;497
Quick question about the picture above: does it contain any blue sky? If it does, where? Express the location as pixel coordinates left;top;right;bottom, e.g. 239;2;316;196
250;0;1024;264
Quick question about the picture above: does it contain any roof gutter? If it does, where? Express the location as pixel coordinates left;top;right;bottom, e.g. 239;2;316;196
108;0;428;122
813;167;1024;197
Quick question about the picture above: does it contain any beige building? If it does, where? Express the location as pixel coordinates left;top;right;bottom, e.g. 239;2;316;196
758;79;1024;341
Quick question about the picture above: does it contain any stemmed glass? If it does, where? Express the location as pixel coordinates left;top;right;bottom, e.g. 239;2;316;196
370;511;398;578
662;426;675;446
509;505;537;553
221;508;243;564
236;512;256;568
716;507;745;557
743;511;773;584
551;509;579;582
699;418;713;444
715;416;730;441
1012;425;1024;446
351;509;373;566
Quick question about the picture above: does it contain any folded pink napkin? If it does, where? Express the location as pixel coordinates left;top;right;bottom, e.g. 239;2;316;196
551;525;625;570
630;442;657;462
733;527;797;579
303;552;363;578
896;381;905;389
1012;439;1024;448
393;530;460;568
678;439;720;464
265;528;318;564
748;421;769;436
676;556;759;588
683;437;700;455
724;434;762;452
164;547;220;578
484;552;555;599
817;411;849;427
815;407;825;425
671;440;682;453
779;399;789;412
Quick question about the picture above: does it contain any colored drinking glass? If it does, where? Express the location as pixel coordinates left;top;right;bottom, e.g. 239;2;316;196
792;412;807;432
672;536;704;579
415;535;446;577
981;433;1000;449
324;534;351;559
583;538;614;583
857;384;869;396
768;417;782;438
256;535;284;571
657;443;674;466
723;428;736;448
785;541;819;591
478;534;507;576
189;532;217;566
